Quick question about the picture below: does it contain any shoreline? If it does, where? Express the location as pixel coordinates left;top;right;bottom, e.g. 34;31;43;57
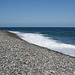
0;30;75;75
8;30;75;58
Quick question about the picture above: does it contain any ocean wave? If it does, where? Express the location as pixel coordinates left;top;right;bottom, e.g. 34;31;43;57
9;31;75;57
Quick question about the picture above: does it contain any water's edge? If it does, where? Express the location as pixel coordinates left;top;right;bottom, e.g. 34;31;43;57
9;31;75;57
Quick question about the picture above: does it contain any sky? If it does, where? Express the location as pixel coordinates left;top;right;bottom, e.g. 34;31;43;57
0;0;75;27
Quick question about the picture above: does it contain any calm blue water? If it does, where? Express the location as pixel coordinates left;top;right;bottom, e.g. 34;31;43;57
0;27;75;57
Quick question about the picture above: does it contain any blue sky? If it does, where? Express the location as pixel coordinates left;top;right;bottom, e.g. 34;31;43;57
0;0;75;27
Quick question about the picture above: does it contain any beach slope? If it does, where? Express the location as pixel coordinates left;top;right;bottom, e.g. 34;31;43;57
0;31;75;75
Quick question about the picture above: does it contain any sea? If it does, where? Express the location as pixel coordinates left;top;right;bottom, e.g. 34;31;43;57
0;27;75;57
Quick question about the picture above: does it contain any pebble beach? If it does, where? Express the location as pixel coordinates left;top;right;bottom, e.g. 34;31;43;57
0;30;75;75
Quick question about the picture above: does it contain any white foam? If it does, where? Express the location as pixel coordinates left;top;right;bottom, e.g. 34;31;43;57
10;31;75;57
